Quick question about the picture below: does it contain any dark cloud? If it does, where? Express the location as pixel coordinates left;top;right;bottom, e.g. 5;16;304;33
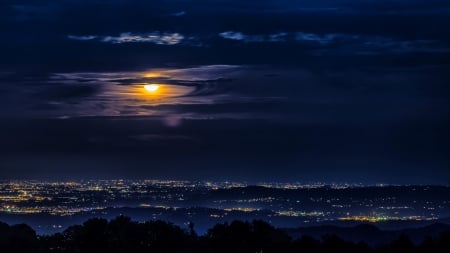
37;84;99;99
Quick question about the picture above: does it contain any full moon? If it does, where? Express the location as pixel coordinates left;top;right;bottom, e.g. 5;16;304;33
144;84;159;92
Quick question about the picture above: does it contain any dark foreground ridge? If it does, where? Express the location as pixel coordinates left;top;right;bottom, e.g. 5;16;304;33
1;216;450;253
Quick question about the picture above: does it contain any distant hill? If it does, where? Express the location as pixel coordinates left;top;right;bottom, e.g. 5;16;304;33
283;223;450;246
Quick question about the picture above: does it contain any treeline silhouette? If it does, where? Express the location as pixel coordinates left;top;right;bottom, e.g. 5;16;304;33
1;216;450;253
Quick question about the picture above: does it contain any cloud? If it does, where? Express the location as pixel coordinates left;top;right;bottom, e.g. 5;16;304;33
68;32;185;45
39;84;100;100
34;65;251;118
2;0;449;73
102;32;184;45
269;32;288;42
362;37;450;53
218;30;450;55
170;11;186;17
295;32;358;45
217;30;450;54
219;31;287;43
9;65;297;122
219;31;245;41
67;35;97;41
219;31;349;44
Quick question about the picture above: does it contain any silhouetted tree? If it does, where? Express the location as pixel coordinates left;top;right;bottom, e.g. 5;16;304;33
435;231;450;253
0;223;38;253
205;220;291;253
416;236;436;253
292;235;322;253
188;221;196;237
0;217;449;253
380;234;415;253
40;233;66;253
322;234;367;253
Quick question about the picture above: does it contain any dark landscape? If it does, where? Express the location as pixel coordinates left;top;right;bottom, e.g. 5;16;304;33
2;216;450;253
1;181;450;252
1;181;450;235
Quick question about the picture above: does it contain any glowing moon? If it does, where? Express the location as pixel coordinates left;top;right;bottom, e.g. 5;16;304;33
144;84;159;92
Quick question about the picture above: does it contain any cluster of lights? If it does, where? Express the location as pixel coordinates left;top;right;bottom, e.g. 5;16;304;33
0;180;447;222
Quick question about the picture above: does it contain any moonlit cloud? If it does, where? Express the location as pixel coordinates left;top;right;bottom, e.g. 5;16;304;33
218;30;448;54
219;31;245;41
67;32;185;45
65;28;450;55
362;38;450;53
293;32;450;54
102;32;184;45
67;35;97;41
171;11;186;16
269;32;288;42
219;31;287;43
38;65;279;119
295;32;347;45
219;31;342;44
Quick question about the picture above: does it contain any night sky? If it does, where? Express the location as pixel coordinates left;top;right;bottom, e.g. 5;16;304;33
0;0;449;184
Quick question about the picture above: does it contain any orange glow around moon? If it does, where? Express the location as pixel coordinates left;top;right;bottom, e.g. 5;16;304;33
144;84;159;92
